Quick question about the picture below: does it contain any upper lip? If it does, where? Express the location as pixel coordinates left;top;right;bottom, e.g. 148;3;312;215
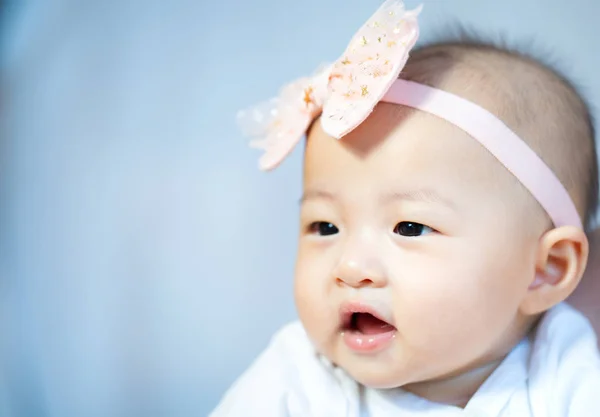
339;300;395;329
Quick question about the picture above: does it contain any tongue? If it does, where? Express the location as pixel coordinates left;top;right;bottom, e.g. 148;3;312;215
355;313;395;335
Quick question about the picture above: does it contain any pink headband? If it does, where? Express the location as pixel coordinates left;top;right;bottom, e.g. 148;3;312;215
236;0;582;229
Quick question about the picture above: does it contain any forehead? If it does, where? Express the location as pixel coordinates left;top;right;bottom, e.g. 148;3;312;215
304;103;507;197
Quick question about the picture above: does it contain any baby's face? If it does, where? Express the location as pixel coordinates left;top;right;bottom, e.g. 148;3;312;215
294;103;543;390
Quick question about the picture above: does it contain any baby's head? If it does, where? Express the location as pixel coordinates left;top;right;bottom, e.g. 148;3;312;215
237;1;598;405
294;40;597;400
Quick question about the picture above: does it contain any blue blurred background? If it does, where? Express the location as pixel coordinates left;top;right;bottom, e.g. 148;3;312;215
0;0;598;416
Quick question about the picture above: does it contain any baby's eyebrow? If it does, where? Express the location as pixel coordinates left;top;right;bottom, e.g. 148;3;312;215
299;189;336;205
381;188;456;210
299;188;455;210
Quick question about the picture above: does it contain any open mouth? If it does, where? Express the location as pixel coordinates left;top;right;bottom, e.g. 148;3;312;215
339;304;397;353
343;312;396;335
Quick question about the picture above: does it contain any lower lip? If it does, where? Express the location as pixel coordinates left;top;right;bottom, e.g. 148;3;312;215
342;329;396;353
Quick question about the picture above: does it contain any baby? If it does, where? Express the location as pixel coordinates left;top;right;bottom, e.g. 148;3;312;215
211;1;600;415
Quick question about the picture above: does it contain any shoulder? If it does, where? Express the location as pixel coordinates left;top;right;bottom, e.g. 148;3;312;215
528;303;600;415
269;320;316;358
209;321;352;417
532;303;599;367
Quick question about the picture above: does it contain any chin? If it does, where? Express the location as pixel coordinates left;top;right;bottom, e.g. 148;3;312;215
344;363;407;389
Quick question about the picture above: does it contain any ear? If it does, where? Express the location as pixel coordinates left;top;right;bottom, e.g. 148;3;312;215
520;225;589;316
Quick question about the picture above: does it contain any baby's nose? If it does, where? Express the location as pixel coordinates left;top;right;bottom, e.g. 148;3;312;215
333;242;387;289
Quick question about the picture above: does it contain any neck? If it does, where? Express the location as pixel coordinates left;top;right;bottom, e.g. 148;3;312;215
401;314;540;407
402;359;503;407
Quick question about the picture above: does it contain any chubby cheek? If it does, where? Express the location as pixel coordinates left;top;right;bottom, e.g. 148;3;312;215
393;250;528;365
294;246;336;350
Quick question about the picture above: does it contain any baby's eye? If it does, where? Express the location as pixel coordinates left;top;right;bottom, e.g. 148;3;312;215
393;222;433;237
308;221;339;236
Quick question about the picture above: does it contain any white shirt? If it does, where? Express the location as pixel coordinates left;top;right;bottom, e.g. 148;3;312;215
210;303;600;416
